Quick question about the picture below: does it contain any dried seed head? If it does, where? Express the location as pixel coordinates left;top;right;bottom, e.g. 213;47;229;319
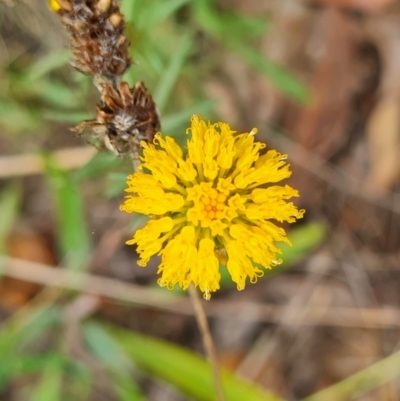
109;12;123;27
72;81;160;157
97;0;111;13
52;0;131;78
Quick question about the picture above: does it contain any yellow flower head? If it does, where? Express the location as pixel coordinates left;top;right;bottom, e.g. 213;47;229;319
121;115;305;299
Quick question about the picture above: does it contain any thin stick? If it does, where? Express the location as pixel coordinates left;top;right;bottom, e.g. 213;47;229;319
5;256;400;328
189;285;226;401
0;146;96;178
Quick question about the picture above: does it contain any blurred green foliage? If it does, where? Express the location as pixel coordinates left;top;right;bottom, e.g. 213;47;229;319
44;155;92;271
87;322;285;401
0;184;21;255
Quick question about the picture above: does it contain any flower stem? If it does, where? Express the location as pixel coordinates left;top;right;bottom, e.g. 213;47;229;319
189;285;226;401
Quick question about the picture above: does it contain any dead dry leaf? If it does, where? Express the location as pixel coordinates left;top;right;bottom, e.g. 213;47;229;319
0;229;56;310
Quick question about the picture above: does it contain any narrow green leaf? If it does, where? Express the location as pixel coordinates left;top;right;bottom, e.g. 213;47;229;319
65;360;93;400
194;0;266;40
113;374;148;401
135;45;165;76
137;0;192;31
31;354;64;401
97;322;286;401
0;184;21;255
84;323;147;401
72;151;124;182
16;353;65;375
43;156;91;270
42;110;92;123
129;214;148;233
154;34;193;112
162;99;217;133
34;79;80;108
193;1;308;103
84;323;133;374
301;349;400;401
105;172;131;199
277;222;326;267
236;46;310;104
0;305;60;389
28;50;71;80
121;0;142;24
0;99;40;133
193;0;222;38
0;305;60;358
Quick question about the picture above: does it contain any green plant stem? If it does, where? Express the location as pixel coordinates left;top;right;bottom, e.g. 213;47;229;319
189;285;226;401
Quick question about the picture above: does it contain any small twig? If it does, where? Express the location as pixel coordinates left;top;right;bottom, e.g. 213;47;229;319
189;285;226;401
4;255;400;329
0;146;96;178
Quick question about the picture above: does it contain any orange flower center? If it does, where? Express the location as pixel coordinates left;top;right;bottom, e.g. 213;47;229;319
199;189;227;220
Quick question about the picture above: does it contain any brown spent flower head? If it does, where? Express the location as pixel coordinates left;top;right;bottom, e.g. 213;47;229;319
52;0;131;78
72;81;160;157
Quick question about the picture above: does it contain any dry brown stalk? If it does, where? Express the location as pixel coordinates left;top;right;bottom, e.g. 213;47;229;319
3;255;400;329
0;146;96;178
189;285;226;401
51;0;160;162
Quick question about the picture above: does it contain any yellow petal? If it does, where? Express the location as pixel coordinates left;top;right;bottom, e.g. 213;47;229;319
187;238;220;299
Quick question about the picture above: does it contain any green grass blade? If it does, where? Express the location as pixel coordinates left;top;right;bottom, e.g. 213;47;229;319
31;354;64;401
301;349;400;401
194;0;266;40
104;172;131;199
27;50;71;80
43;155;91;270
84;322;133;374
193;1;308;104
0;305;61;389
0;184;21;255
113;375;148;401
0;98;40;133
278;222;326;267
162;99;217;133
120;0;141;23
16;353;65;375
138;0;192;31
84;322;147;401
236;46;310;104
193;0;223;39
154;34;193;113
33;79;80;108
65;360;93;400
43;110;92;123
95;322;286;401
72;151;124;182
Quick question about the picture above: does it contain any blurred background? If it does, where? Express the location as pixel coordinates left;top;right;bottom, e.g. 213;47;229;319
0;0;400;400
